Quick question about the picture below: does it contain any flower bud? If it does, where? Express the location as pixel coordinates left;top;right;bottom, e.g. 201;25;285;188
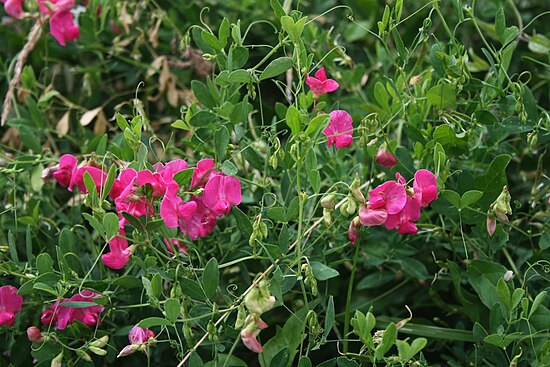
350;175;365;204
486;213;496;237
235;304;246;329
89;346;107;356
322;208;332;225
117;344;140;358
348;216;361;244
27;326;44;343
244;280;275;315
503;270;514;281
89;335;109;348
375;146;397;168
75;349;92;362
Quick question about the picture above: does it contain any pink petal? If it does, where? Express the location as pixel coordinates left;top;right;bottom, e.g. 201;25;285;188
3;0;24;19
384;184;407;214
334;134;353;148
0;311;15;326
191;158;215;189
0;285;23;314
358;205;387;226
314;67;327;81
321;79;339;93
397;221;418;235
223;176;242;206
487;216;496;236
240;329;263;353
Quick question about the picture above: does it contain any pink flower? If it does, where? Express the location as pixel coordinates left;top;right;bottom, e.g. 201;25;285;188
49;10;79;46
348;217;361;244
322;110;353;149
41;290;103;330
160;184;197;228
0;285;23;326
487;214;496;237
359;181;407;226
190;158;215;189
118;325;155;358
240;317;268;353
202;174;242;217
180;197;217;240
27;326;44;342
37;0;74;15
163;238;188;254
305;67;339;98
101;231;132;270
413;169;438;207
375;147;397;168
1;0;24;19
52;154;106;193
384;195;421;235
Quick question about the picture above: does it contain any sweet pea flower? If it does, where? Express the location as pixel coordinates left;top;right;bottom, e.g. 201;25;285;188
359;181;407;226
190;158;215;189
375;146;398;168
348;216;361;244
37;0;75;15
0;285;23;326
49;10;80;46
305;67;339;98
101;231;133;270
180;197;217;240
160;184;197;228
118;325;155;358
1;0;24;19
240;317;268;353
413;169;438;207
41;290;103;330
27;326;44;342
52;154;106;193
202;174;242;217
322;110;354;149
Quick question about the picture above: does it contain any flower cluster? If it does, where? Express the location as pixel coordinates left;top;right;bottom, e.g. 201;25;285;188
1;0;80;46
117;324;156;358
0;286;23;326
47;155;242;270
40;290;104;330
358;170;438;235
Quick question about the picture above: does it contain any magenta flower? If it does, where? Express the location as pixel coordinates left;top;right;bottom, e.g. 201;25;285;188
52;154;106;193
49;10;79;46
202;174;242;217
384;195;421;235
305;67;339;98
180;197;217;240
322;110;354;149
118;325;155;358
160;184;197;228
413;169;438;207
348;217;361;244
359;181;407;226
41;290;103;330
0;285;23;326
37;0;75;14
190;158;215;189
101;231;132;270
1;0;24;19
375;147;398;168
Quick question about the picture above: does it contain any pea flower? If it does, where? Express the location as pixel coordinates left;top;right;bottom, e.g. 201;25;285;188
375;146;397;168
101;230;134;270
1;0;24;19
40;290;104;330
202;174;242;217
0;285;23;326
49;11;80;46
240;316;268;353
322;110;354;149
118;325;155;358
486;186;512;237
359;180;407;226
27;326;44;342
305;67;339;98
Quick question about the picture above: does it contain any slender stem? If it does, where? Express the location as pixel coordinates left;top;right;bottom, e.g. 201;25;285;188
433;1;454;40
296;145;304;260
343;243;361;353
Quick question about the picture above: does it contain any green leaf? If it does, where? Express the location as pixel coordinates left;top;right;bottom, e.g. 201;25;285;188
201;30;221;52
221;160;238;176
336;357;360;367
527;33;550;54
59;301;99;308
374;322;397;360
180;278;206;301
139;317;173;328
214;126;230;160
103;212;119;240
164;298;181;323
529;291;547;318
322;296;335;342
260;57;293;81
192;80;217;109
496;278;511;311
174;168;194;187
233;207;253;238
36;253;53;275
171;119;192;131
82;213;104;237
33;282;58;296
151;273;162;298
310;261;339;281
495;8;506;43
115;113;130;130
8;230;18;263
460;190;483;209
202;257;219;300
474;154;511;208
228;69;250;84
285;106;302;135
539;232;550;250
467;260;507;309
442;190;460;208
427;83;456;109
269;348;290;367
218;18;230;49
297;357;312;367
304;114;329;137
281;16;306;44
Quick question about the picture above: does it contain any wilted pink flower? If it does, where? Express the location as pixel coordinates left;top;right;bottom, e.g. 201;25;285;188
323;110;353;149
1;0;24;19
118;325;155;358
413;169;438;207
41;290;103;330
305;67;339;98
240;317;268;353
0;285;23;326
101;231;132;270
27;326;44;342
49;10;79;46
348;217;361;244
487;214;496;236
375;147;397;168
190;158;215;189
202;174;242;217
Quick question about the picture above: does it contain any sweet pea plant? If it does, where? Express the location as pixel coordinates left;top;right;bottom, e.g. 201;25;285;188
1;0;550;366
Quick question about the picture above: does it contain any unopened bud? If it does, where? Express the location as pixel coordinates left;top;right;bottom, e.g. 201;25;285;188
503;270;514;281
235;304;246;329
350;175;365;203
321;194;336;209
27;326;44;343
90;335;109;348
51;351;63;367
89;346;107;356
75;349;92;362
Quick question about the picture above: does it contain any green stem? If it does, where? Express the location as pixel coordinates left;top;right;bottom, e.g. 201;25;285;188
433;1;454;40
343;243;361;353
